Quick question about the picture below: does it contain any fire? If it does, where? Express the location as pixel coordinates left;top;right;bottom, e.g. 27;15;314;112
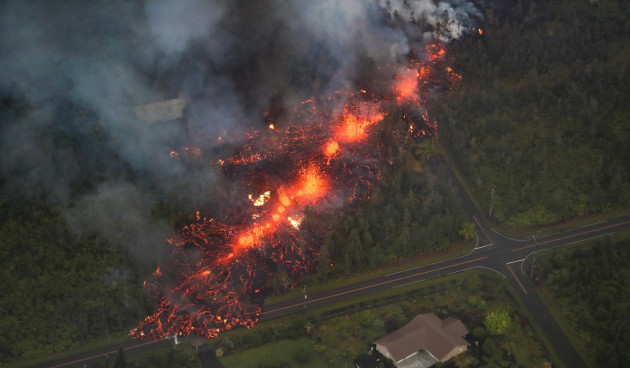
294;165;328;201
324;140;339;157
287;216;301;229
249;191;271;207
131;40;459;341
427;42;447;62
395;68;419;103
334;102;383;143
279;192;291;207
478;28;483;35
418;65;429;80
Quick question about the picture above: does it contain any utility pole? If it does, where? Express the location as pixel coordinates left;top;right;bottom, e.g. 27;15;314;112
530;232;539;279
489;188;495;219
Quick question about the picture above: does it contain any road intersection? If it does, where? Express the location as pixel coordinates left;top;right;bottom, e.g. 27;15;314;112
261;215;630;368
31;154;630;368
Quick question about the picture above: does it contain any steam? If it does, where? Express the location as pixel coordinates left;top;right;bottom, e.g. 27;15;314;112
0;0;481;265
378;0;484;41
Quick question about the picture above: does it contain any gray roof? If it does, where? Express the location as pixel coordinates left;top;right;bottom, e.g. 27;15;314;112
395;350;438;368
374;313;469;363
134;93;189;123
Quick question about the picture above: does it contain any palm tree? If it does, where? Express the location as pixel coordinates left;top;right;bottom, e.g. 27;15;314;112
415;138;443;162
458;221;475;241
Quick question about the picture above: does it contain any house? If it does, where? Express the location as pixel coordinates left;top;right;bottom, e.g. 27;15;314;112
134;93;189;123
374;313;469;368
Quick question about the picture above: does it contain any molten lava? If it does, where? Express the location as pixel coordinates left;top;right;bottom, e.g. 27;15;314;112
334;102;383;143
131;41;459;340
395;68;420;103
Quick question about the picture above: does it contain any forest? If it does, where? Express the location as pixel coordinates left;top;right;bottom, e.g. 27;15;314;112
2;0;630;365
537;236;630;367
0;65;469;367
434;0;630;227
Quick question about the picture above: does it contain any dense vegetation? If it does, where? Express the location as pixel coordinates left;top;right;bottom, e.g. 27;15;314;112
435;0;630;227
218;271;552;367
0;98;468;364
0;204;150;363
301;116;467;283
537;236;630;367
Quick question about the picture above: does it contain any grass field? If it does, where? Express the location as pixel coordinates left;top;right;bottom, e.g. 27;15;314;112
219;269;553;368
219;337;326;368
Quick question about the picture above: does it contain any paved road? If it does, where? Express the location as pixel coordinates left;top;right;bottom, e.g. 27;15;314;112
34;223;630;368
262;215;630;368
261;157;630;368
29;156;630;367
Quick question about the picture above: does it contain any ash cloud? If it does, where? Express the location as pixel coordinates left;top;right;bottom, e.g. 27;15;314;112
0;0;481;265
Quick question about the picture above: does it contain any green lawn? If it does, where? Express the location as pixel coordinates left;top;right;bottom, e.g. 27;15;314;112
219;337;326;368
219;269;553;368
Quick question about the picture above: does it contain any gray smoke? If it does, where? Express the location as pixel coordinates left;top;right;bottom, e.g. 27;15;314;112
0;0;481;264
378;0;483;41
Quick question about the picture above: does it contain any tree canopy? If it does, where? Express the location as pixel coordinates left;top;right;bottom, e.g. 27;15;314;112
435;0;630;227
537;236;630;367
483;311;512;336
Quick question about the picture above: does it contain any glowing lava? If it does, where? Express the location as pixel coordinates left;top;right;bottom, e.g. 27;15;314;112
334;102;383;143
324;140;339;158
131;41;459;340
395;68;420;103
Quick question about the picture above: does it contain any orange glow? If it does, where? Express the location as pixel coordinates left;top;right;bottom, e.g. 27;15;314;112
248;191;271;206
418;66;429;81
324;140;339;157
395;68;419;103
294;165;328;201
278;192;291;206
288;216;301;229
132;40;459;341
428;44;446;61
478;28;483;35
222;165;328;261
334;103;383;143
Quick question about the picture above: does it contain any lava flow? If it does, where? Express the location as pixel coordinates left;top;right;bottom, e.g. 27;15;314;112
131;41;458;340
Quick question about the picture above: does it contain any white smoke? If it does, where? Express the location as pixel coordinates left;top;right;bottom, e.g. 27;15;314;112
377;0;483;41
0;0;482;264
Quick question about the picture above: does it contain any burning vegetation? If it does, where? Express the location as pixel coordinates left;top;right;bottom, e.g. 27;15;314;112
131;41;459;340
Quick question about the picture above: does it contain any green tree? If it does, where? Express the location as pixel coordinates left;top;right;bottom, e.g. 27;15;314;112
458;221;475;241
483;312;512;336
415;139;442;162
270;270;290;293
113;347;127;368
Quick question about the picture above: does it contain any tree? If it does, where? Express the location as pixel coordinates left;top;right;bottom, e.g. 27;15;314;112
113;347;127;368
415;139;442;162
270;270;290;293
483;312;512;335
458;221;475;241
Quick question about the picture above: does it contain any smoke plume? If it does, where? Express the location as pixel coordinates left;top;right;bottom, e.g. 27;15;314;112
0;0;481;265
